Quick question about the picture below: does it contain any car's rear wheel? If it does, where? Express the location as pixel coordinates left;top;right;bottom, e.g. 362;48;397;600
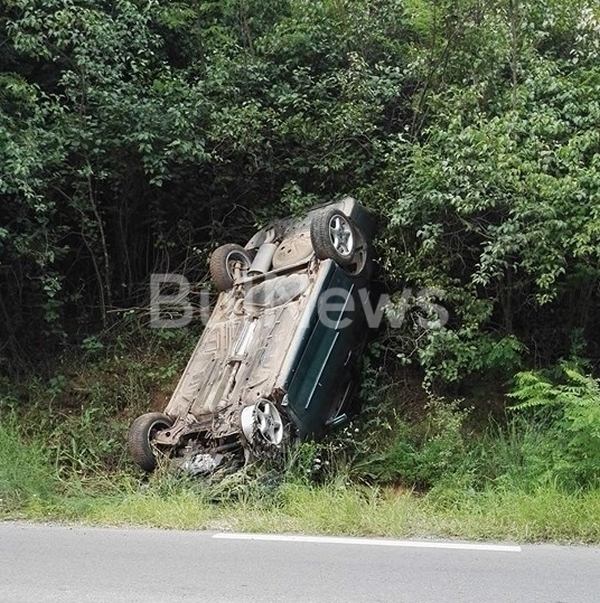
129;412;173;472
310;208;357;266
210;244;253;291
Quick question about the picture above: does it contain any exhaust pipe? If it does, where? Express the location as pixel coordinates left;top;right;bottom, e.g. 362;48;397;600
248;243;277;275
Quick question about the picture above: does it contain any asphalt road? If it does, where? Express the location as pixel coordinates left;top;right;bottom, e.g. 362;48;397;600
1;522;598;602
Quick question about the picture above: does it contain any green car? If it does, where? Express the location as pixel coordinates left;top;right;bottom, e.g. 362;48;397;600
129;197;375;474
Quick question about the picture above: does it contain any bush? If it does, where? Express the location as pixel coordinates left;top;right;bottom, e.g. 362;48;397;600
350;398;470;489
509;363;600;489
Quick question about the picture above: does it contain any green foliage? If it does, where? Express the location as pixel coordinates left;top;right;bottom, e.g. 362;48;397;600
374;0;600;383
509;364;600;488
2;0;599;388
2;1;600;531
0;415;58;511
0;324;196;479
406;401;469;485
416;330;525;386
0;0;413;368
346;397;470;489
344;389;600;494
373;403;466;488
2;336;600;540
342;355;600;493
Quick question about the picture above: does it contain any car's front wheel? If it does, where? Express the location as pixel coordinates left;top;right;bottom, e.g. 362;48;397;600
310;207;370;276
129;412;173;472
310;208;363;267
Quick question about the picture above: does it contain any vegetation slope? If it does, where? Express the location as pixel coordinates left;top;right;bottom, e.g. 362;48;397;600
1;0;599;540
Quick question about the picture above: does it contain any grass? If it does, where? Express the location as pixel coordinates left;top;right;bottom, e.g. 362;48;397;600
4;463;600;543
2;404;600;544
2;341;600;544
0;420;59;511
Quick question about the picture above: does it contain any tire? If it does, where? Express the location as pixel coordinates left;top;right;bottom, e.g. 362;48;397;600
210;244;253;291
129;412;173;472
310;208;359;266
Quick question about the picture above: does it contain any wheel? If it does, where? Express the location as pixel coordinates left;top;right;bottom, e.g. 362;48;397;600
310;208;357;266
128;412;173;472
210;244;253;291
240;400;284;446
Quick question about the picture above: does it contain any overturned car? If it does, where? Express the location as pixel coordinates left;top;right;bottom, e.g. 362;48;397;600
129;197;375;474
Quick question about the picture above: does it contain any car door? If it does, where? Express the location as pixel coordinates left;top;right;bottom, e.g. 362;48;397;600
285;264;364;437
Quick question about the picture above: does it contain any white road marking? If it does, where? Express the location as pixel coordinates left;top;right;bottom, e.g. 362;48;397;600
213;533;522;552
